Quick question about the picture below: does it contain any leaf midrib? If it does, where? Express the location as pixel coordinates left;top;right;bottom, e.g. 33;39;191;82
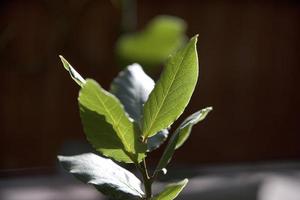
96;91;132;152
94;171;144;197
83;84;133;154
144;45;191;138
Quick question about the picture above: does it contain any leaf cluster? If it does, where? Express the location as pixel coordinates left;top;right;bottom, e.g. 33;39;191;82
58;35;212;200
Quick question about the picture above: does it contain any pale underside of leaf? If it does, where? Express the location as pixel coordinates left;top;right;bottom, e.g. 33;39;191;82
147;129;169;152
152;179;188;200
58;153;145;200
110;63;169;152
110;63;155;123
142;35;199;139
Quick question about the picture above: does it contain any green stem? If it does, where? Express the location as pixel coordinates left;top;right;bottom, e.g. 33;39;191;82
137;159;152;199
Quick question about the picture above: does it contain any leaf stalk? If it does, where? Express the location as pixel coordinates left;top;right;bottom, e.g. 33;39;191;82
137;159;152;199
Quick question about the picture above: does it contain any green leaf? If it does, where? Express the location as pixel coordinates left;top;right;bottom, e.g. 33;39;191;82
155;108;212;173
147;129;169;152
58;153;144;200
116;15;187;69
59;55;86;87
59;57;140;162
79;79;146;163
79;105;133;163
175;107;212;149
152;179;188;200
110;63;155;123
110;63;169;152
142;35;199;139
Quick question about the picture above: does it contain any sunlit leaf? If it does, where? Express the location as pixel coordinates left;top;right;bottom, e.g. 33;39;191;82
79;79;146;163
152;179;188;200
58;153;144;200
59;57;141;162
110;63;169;151
142;35;199;139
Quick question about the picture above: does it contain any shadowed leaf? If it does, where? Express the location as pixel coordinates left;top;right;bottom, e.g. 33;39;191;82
79;105;133;162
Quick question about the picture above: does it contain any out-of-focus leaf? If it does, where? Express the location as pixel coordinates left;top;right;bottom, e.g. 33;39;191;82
142;35;199;139
155;108;212;173
116;15;187;69
58;153;144;200
152;179;188;200
59;55;86;87
79;79;146;163
110;63;169;151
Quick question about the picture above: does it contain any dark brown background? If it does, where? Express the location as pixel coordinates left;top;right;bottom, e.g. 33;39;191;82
1;0;300;170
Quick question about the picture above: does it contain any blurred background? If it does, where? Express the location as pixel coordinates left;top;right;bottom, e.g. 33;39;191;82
1;0;300;200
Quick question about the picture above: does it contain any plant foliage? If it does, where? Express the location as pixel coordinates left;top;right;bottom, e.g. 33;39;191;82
116;15;187;69
58;35;212;200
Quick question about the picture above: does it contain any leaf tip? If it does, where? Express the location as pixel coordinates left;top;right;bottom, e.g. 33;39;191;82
189;34;199;51
59;56;86;87
206;106;213;112
57;155;68;169
191;34;199;42
57;155;66;162
182;178;189;184
59;55;70;71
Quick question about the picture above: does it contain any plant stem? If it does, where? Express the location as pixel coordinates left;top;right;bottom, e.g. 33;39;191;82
138;159;152;199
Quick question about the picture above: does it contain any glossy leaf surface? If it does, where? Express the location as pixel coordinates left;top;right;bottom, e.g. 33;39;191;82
58;153;144;200
147;129;169;152
110;63;155;123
